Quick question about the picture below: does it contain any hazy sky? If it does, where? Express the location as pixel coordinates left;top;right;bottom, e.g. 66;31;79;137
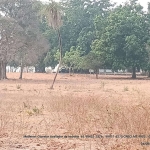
40;0;149;11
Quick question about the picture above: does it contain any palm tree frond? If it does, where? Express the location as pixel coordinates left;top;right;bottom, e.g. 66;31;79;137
41;0;63;30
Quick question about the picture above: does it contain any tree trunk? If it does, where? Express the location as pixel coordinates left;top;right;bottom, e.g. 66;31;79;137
104;68;106;75
148;71;150;78
69;67;71;76
19;59;24;79
132;67;136;79
27;66;29;73
50;29;62;89
0;61;2;80
3;62;7;79
95;69;98;79
1;61;4;79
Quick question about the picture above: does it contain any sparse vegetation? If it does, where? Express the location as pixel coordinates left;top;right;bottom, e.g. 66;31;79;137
100;81;106;89
16;84;21;90
2;86;7;91
123;86;129;91
0;73;150;149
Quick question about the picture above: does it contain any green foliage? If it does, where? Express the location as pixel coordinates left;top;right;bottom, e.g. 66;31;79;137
81;51;102;70
44;48;61;67
144;41;150;75
41;0;113;68
92;1;150;78
35;53;47;73
63;46;82;70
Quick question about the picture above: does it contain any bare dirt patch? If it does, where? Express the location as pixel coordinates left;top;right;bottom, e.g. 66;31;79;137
0;73;150;149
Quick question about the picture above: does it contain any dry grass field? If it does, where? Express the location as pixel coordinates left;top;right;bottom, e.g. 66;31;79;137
0;73;150;150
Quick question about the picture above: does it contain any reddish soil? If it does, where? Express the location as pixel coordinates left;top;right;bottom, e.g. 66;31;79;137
0;73;150;150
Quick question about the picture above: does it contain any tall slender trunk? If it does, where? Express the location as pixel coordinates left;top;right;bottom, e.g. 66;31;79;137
19;59;24;79
132;66;136;79
50;29;62;89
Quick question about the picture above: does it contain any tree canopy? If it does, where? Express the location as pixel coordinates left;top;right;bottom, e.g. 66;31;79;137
92;0;150;78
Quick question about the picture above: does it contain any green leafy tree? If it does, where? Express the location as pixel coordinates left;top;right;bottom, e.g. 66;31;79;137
81;52;103;79
63;46;82;75
60;0;113;54
81;39;107;79
93;0;150;78
40;0;113;74
145;3;150;77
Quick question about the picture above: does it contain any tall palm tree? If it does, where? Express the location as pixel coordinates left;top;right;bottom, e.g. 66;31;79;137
42;0;63;89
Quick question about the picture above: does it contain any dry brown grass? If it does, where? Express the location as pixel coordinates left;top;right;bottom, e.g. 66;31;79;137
0;73;150;149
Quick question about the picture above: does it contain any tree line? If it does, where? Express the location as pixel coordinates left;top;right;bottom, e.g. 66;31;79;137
42;0;150;79
1;0;150;79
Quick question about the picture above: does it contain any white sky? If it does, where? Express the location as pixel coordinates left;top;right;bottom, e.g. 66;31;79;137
40;0;149;11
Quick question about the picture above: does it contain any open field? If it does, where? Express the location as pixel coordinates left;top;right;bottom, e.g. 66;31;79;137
0;73;150;150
